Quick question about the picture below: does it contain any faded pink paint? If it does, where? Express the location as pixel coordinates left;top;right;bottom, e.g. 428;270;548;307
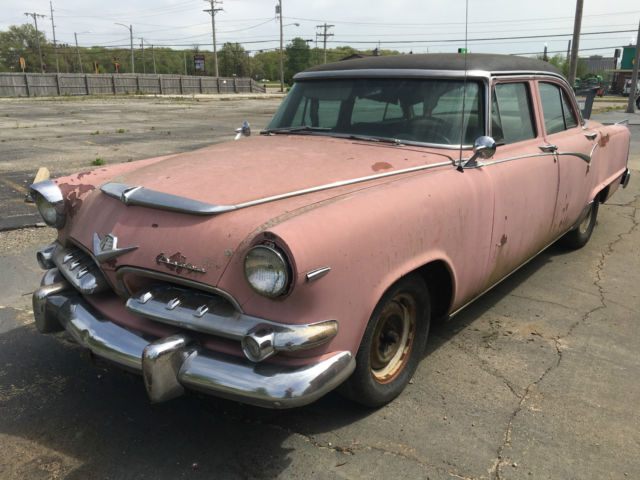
51;102;630;363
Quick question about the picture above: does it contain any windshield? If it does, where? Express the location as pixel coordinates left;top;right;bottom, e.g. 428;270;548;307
266;78;485;146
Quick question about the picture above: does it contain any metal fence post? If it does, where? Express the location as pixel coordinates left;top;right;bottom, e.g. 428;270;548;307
55;74;61;95
24;74;31;97
179;76;184;94
112;74;116;95
199;77;203;94
84;74;89;95
159;75;163;94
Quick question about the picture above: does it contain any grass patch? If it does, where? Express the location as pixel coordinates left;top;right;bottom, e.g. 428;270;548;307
116;128;127;133
92;158;105;166
90;130;99;135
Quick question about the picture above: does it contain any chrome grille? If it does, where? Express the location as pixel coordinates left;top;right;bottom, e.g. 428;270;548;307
52;243;110;294
126;285;250;340
126;285;339;353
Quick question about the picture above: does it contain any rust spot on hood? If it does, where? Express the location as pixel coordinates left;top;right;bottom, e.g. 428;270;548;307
59;183;95;217
372;162;393;171
599;132;610;147
499;234;508;247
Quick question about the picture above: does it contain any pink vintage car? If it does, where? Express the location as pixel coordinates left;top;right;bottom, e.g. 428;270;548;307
30;54;631;408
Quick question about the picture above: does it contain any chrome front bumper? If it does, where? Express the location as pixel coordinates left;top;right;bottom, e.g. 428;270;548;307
33;274;355;409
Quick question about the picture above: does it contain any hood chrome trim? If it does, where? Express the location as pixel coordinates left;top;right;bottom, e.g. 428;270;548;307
100;158;453;216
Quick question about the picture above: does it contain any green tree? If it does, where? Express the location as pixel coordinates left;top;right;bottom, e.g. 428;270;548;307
0;24;50;72
218;42;249;77
543;54;587;82
285;37;311;84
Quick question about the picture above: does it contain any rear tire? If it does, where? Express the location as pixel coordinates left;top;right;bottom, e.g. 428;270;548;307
560;199;599;249
341;274;430;408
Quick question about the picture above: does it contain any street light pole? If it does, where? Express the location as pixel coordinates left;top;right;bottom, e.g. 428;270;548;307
115;23;134;73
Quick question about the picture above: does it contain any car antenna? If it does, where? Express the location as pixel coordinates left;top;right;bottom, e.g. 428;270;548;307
457;0;469;173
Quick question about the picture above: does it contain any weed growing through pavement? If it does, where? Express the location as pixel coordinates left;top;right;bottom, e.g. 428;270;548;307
92;158;105;166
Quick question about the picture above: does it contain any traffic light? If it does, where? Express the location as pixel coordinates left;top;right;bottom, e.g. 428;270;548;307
458;48;468;54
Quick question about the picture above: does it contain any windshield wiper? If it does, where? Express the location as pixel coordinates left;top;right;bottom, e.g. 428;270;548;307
261;125;332;134
345;134;404;146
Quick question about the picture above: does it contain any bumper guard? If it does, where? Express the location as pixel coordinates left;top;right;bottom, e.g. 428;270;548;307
33;274;355;409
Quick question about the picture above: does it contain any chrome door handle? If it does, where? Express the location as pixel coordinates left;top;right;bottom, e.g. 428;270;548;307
539;144;558;153
584;132;598;140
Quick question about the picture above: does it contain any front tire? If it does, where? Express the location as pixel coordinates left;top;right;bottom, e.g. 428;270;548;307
341;274;430;407
560;199;599;249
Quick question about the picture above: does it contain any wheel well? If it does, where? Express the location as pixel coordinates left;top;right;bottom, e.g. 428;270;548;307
597;186;609;204
415;260;453;321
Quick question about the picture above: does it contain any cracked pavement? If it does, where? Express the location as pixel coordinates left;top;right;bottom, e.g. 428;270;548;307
0;100;639;479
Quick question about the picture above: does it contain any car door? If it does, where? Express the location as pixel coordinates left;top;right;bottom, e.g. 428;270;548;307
536;80;595;233
483;79;560;287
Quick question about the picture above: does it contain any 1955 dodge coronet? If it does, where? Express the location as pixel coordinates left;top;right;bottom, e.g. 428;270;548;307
30;54;631;408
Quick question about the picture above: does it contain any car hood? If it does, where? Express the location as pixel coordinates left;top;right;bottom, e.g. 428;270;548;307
64;134;455;289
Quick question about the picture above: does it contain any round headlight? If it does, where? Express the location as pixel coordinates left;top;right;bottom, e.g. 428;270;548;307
35;194;58;226
30;180;66;229
244;244;291;298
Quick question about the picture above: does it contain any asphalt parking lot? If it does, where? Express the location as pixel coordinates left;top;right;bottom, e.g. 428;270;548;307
0;95;639;479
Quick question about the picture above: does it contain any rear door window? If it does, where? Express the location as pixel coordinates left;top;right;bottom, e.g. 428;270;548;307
539;82;578;135
492;82;536;144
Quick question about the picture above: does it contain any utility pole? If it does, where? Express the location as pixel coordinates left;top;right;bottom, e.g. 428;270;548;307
115;23;134;73
203;0;223;77
626;19;640;113
184;52;187;75
74;32;83;73
24;12;46;73
151;44;156;74
277;1;284;92
568;0;583;87
566;40;571;61
140;38;146;74
316;23;334;64
49;2;59;73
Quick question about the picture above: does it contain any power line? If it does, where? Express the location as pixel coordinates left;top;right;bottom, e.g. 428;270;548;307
324;29;637;45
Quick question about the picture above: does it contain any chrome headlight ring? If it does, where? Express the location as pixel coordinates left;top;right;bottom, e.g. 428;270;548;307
243;243;292;298
30;180;67;229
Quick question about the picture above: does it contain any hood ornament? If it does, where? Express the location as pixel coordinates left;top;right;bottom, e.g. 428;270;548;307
93;233;138;263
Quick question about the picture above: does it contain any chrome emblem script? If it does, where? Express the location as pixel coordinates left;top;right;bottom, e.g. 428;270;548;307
156;252;206;274
93;233;138;263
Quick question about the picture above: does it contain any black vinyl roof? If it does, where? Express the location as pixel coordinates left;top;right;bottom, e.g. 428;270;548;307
302;53;561;76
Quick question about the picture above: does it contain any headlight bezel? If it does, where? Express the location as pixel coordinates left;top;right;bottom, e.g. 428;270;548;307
243;242;293;299
30;180;67;229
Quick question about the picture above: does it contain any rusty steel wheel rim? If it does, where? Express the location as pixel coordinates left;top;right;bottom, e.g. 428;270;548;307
370;293;417;384
578;206;593;235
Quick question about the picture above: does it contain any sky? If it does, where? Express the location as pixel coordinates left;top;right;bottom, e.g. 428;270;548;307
2;0;639;58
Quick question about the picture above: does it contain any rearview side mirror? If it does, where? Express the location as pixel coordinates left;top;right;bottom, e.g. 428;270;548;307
462;136;496;169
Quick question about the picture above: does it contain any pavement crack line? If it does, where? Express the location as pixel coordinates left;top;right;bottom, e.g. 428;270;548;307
493;193;639;480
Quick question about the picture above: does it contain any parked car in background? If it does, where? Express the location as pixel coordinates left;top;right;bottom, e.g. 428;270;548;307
30;54;631;409
623;78;640;96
